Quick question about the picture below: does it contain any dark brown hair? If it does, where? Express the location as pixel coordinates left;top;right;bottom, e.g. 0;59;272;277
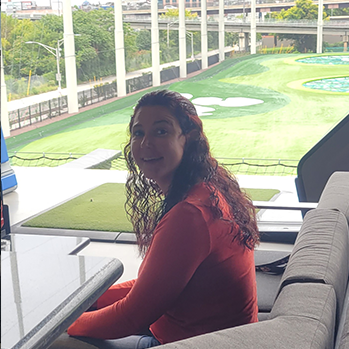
124;89;259;256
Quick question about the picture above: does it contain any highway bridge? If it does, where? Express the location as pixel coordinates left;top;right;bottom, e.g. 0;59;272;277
124;18;349;36
9;0;349;20
132;0;349;16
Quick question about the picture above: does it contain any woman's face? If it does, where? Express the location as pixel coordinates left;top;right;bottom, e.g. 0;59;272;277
131;105;186;194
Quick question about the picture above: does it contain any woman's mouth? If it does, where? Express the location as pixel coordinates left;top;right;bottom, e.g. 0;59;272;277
142;157;163;163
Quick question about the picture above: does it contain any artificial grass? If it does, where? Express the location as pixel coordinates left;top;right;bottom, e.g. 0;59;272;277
9;54;349;161
22;183;279;232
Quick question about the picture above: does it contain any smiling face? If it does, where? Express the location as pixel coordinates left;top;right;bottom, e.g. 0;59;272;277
130;105;187;194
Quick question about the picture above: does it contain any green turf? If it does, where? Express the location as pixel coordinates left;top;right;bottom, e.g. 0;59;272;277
8;53;349;162
22;183;279;232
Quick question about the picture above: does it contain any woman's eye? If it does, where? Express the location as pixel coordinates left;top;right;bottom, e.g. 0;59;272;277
156;129;168;135
132;130;143;137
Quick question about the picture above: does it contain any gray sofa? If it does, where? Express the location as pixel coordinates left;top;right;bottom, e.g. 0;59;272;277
161;171;349;349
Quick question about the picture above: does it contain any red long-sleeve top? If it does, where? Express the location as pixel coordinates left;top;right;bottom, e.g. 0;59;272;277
68;183;258;344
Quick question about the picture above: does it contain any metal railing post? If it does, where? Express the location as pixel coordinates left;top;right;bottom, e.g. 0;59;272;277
17;109;21;128
29;105;32;125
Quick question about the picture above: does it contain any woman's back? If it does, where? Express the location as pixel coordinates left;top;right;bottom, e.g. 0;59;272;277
142;183;258;343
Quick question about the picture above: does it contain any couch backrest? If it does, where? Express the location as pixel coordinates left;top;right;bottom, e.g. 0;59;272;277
277;209;349;321
317;171;349;223
335;284;349;349
270;283;337;348
276;171;349;339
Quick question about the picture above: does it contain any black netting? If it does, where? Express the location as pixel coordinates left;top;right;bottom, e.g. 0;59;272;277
9;152;297;176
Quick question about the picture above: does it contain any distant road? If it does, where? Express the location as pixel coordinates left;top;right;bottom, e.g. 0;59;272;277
9;0;349;20
125;17;349;35
7;47;234;111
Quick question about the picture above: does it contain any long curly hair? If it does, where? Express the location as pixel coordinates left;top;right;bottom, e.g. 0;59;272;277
124;89;259;256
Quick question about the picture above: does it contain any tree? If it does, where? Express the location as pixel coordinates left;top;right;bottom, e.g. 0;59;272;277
329;8;349;16
160;8;198;20
136;30;151;51
266;0;328;52
2;9;140;84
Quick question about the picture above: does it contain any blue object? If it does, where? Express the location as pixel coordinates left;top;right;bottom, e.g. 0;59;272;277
1;127;17;194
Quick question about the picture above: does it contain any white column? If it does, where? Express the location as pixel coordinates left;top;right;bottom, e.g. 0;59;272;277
250;0;256;54
344;32;348;52
179;0;186;78
63;0;79;113
239;32;245;51
115;0;126;97
1;48;10;137
316;0;324;53
151;0;160;86
201;0;208;70
218;0;224;62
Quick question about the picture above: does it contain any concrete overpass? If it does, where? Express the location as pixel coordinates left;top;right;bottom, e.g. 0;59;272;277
126;0;349;16
124;18;349;36
9;0;349;20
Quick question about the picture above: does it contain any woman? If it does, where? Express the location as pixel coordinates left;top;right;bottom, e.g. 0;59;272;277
67;89;259;348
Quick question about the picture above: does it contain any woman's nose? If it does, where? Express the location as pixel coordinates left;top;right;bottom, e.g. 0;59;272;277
140;135;152;148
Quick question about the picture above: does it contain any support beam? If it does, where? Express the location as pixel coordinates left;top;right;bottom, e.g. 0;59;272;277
63;0;79;114
218;0;224;62
114;0;126;97
151;0;160;86
239;32;246;51
250;0;257;54
179;0;186;78
317;0;324;53
1;48;10;137
201;0;208;70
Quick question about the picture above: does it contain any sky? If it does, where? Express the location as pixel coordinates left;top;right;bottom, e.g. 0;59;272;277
1;0;141;8
1;0;131;9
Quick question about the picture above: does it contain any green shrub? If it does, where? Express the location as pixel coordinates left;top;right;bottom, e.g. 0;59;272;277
258;46;297;54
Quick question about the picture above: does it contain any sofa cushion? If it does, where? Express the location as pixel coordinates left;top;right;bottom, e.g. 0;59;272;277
277;209;349;321
160;316;333;349
338;307;349;349
270;283;336;347
160;283;336;349
317;171;349;223
336;283;349;349
257;312;270;321
256;272;282;312
255;250;288;312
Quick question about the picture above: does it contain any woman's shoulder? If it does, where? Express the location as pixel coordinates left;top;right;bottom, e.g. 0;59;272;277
184;182;211;207
164;183;211;219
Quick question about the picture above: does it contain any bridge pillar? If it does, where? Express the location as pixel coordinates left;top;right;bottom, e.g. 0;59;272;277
179;0;186;78
250;0;256;54
151;0;160;87
316;0;324;53
201;0;208;70
239;32;249;52
1;48;10;137
63;0;79;113
115;0;126;97
343;33;348;52
219;0;225;62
